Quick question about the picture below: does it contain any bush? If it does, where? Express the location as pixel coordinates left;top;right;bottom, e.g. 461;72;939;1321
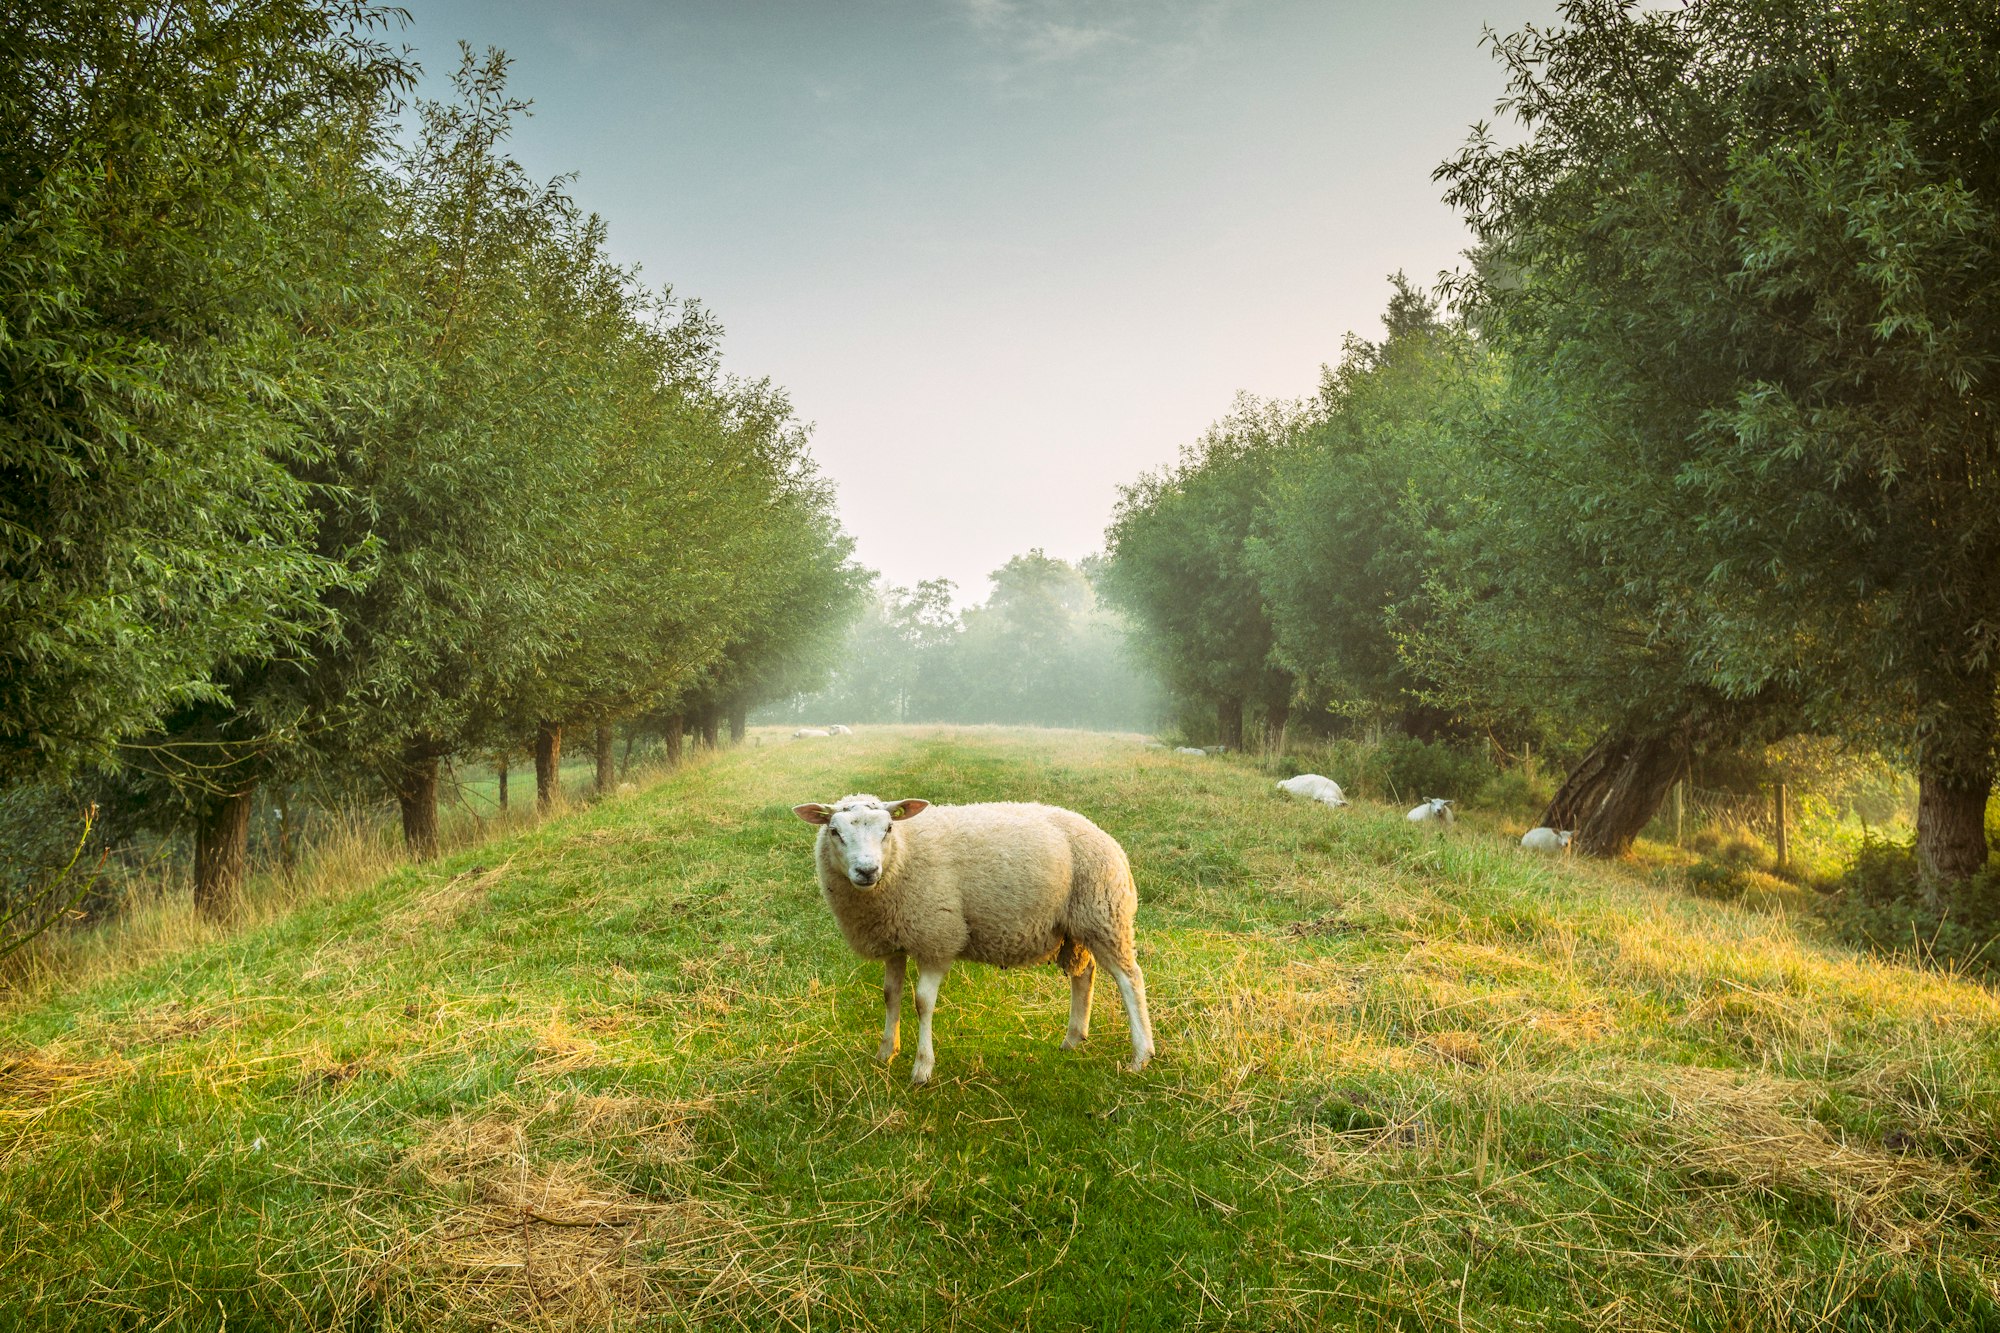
1823;837;2000;979
1363;736;1498;808
1686;858;1750;901
1477;767;1553;819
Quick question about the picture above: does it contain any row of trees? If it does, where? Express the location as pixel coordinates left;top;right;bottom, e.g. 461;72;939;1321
2;3;861;918
767;551;1160;731
1103;0;1999;890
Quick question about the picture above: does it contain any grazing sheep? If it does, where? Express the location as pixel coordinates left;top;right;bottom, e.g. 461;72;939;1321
1277;774;1349;807
793;793;1155;1085
827;724;853;735
1174;746;1207;757
1406;797;1456;825
793;728;831;739
1520;827;1573;853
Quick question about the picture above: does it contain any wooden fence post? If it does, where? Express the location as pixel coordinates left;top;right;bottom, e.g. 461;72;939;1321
1774;783;1789;871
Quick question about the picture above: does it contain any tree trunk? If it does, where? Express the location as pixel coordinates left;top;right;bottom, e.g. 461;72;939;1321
1538;734;1628;832
663;714;684;767
193;785;254;921
395;742;442;860
728;702;748;745
1542;726;1688;859
697;708;720;750
496;754;509;812
620;728;635;778
276;789;298;879
1573;730;1686;858
535;721;562;811
1915;765;1993;896
595;723;615;794
1216;696;1244;751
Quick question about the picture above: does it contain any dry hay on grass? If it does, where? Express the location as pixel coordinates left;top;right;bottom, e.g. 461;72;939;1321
1655;1066;1994;1251
0;1048;123;1121
378;1095;845;1329
384;858;516;940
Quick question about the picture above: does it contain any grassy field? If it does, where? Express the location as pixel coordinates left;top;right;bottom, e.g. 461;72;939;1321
3;727;1997;1331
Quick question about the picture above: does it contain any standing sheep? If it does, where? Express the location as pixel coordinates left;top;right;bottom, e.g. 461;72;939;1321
793;793;1155;1085
1406;797;1456;824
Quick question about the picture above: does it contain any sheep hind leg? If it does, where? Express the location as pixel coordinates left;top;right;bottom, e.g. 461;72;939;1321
910;962;948;1086
1093;945;1155;1072
879;953;907;1062
1062;961;1094;1050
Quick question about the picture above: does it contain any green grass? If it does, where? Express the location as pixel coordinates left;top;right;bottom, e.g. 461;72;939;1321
3;727;1998;1330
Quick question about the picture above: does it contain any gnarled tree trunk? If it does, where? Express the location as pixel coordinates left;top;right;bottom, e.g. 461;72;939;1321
728;702;748;745
535;721;562;811
1916;766;1994;900
663;714;684;767
496;753;509;812
697;708;720;750
1542;725;1688;859
194;785;255;921
395;741;442;860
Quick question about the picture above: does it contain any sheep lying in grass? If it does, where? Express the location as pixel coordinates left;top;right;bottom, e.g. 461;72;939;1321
1277;774;1349;807
793;728;830;739
793;793;1155;1085
1174;746;1207;757
1521;827;1573;853
1406;797;1456;825
827;724;853;735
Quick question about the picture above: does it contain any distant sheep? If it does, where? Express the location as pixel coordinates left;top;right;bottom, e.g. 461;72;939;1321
793;728;831;739
793;793;1155;1085
1174;746;1207;757
1277;774;1349;808
827;724;853;735
1406;797;1456;825
1521;827;1573;853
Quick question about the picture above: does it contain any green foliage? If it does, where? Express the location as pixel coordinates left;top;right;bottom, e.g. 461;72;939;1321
1825;837;2000;979
0;0;413;779
1687;859;1752;903
1438;0;2000;876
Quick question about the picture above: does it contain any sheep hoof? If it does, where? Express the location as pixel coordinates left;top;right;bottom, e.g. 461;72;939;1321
910;1060;934;1086
876;1042;897;1063
1060;1033;1086;1051
1126;1049;1154;1074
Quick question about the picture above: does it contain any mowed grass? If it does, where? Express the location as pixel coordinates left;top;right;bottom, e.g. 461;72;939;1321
3;727;1998;1331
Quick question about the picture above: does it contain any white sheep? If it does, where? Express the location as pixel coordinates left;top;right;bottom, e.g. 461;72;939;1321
827;724;853;735
793;728;830;739
793;793;1155;1085
1277;774;1349;807
1520;827;1573;853
1174;746;1207;757
1406;797;1456;824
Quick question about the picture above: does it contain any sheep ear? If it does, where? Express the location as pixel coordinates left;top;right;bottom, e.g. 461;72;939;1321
886;799;929;821
793;804;832;825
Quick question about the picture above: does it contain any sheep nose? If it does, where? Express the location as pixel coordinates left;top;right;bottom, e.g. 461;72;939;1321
852;869;879;887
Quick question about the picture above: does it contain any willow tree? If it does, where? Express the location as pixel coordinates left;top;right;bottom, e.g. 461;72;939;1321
1101;397;1302;748
1439;0;2000;882
0;1;409;787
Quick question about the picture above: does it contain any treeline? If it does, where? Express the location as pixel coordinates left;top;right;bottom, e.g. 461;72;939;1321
1102;0;2000;893
764;551;1161;731
1;4;861;921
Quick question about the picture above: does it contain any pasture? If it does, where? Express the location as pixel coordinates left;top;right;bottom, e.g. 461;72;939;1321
2;728;1996;1330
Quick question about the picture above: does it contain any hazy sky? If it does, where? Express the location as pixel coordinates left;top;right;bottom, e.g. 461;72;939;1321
399;0;1560;603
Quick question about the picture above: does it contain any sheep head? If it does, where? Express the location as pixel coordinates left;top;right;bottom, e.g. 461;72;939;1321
793;794;930;888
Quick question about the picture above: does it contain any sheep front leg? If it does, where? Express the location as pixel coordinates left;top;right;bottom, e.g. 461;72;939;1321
878;953;907;1062
1061;961;1094;1050
910;962;948;1085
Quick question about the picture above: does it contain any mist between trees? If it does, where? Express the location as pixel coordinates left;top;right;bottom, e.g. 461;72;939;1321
1;4;868;947
1095;0;2000;937
758;551;1163;733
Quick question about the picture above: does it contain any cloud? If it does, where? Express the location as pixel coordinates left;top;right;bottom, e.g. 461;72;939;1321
952;0;1240;88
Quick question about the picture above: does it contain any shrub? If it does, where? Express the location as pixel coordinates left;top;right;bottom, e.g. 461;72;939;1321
1363;737;1497;808
1822;837;2000;979
1477;767;1553;819
1686;858;1749;901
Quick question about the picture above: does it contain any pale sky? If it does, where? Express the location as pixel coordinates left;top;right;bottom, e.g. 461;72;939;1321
399;0;1560;603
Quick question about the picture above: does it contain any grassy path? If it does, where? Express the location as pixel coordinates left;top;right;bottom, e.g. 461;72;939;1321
2;727;1997;1330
